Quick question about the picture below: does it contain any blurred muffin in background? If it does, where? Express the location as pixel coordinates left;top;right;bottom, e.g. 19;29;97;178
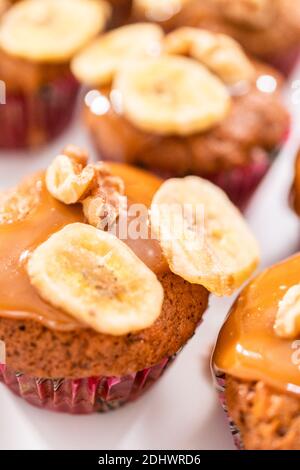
131;0;300;76
213;255;300;449
72;23;289;208
0;0;110;150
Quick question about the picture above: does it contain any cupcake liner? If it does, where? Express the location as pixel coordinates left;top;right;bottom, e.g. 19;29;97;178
0;73;79;150
0;356;173;414
267;46;300;77
98;146;277;209
152;147;278;210
214;370;244;450
206;147;277;210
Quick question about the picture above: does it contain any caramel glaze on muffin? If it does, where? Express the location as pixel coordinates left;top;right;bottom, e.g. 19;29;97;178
0;164;209;379
84;62;289;177
213;255;300;450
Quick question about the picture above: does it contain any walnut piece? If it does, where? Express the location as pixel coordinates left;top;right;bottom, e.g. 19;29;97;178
82;163;126;230
274;284;300;339
46;146;125;229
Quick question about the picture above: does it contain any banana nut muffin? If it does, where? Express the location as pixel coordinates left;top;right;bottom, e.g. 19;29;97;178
132;0;300;75
0;0;110;149
213;255;300;450
0;145;259;413
72;23;289;208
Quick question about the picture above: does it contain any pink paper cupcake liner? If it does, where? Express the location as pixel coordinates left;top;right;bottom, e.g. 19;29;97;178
206;147;275;209
0;356;173;414
149;147;278;210
214;370;244;450
268;46;300;78
0;73;79;150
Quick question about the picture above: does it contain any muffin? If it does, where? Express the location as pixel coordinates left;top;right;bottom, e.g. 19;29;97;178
132;0;300;76
0;145;259;414
213;254;300;450
72;23;289;209
0;0;110;150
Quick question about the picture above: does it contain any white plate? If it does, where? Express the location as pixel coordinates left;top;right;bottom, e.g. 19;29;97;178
0;66;300;450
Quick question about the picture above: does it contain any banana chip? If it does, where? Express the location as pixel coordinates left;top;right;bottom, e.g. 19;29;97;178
151;177;259;296
72;23;164;86
114;56;231;136
133;0;189;22
27;223;164;335
0;0;110;62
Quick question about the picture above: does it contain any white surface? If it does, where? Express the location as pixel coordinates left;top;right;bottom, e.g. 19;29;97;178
0;66;300;450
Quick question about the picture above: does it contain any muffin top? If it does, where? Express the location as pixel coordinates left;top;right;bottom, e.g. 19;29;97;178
72;23;287;141
0;0;110;63
133;0;298;30
0;145;259;335
213;254;300;395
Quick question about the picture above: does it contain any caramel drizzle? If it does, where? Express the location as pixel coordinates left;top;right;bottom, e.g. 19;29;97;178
213;255;300;394
0;165;167;331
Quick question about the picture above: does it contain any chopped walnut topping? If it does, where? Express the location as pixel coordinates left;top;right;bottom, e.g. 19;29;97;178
82;163;126;230
46;146;125;229
46;147;95;205
274;284;300;339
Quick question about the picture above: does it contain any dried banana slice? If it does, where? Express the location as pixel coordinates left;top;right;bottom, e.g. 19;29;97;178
133;0;189;22
114;56;231;136
71;23;164;86
27;223;164;336
151;177;259;296
0;0;110;62
164;27;254;84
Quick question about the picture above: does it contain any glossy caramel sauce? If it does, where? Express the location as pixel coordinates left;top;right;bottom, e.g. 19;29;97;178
213;255;300;394
0;163;167;331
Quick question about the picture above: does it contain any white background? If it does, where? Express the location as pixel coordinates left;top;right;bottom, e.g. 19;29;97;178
0;63;300;450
